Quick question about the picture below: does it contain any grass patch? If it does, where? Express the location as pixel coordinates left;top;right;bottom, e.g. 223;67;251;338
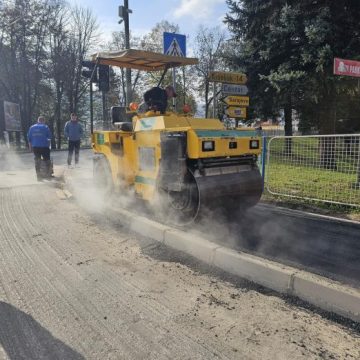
266;161;360;207
261;136;360;220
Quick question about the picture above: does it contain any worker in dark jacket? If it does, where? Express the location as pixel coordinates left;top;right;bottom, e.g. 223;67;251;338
143;85;177;114
64;113;83;167
27;116;52;181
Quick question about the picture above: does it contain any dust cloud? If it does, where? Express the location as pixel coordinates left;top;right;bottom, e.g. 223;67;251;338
64;152;140;216
0;145;30;171
0;145;39;186
63;148;293;257
191;202;295;257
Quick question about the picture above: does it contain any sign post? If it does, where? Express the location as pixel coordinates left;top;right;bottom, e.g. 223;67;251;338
4;101;21;132
334;57;360;187
221;95;249;107
2;101;21;149
226;107;247;118
209;71;247;84
221;83;248;95
163;32;186;57
208;71;247;120
164;32;186;111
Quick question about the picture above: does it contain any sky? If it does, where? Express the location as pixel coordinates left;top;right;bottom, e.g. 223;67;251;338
67;0;230;50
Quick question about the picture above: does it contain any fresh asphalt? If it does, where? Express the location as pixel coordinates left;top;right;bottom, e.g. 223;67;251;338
194;202;360;288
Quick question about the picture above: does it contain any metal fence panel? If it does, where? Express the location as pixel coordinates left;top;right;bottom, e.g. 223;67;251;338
266;134;360;207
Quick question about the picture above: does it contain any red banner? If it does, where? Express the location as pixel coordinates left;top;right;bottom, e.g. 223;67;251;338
334;57;360;77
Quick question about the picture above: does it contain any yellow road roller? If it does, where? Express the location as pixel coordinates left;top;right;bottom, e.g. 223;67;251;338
90;49;262;224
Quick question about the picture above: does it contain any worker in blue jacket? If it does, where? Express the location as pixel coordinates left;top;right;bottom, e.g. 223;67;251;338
64;113;83;167
27;116;52;180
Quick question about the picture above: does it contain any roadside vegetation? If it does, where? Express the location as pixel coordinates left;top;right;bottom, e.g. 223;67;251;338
2;1;360;147
263;135;360;217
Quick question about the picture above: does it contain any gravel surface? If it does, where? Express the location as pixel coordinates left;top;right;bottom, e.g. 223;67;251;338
0;153;359;359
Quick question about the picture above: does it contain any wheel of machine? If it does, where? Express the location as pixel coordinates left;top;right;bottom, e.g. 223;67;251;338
188;165;263;223
93;155;113;198
159;171;200;226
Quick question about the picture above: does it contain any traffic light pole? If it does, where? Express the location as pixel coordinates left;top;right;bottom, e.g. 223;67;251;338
124;0;132;105
102;91;107;129
213;82;216;118
172;67;176;111
90;81;93;134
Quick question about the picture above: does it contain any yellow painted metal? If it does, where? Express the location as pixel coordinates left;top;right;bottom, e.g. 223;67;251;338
226;107;247;118
93;112;261;201
92;131;137;187
186;118;224;129
209;71;247;84
132;130;161;200
222;95;250;107
187;129;261;159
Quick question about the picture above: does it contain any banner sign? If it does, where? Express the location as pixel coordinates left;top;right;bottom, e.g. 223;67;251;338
334;58;360;78
209;71;247;84
4;101;21;131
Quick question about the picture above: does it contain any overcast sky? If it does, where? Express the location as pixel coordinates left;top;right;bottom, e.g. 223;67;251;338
67;0;229;48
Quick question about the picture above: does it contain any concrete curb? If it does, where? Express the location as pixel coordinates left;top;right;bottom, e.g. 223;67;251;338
118;208;360;323
212;246;295;294
292;272;360;322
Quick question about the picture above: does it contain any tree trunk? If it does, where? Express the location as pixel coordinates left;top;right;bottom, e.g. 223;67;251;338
55;84;63;149
204;81;209;118
319;136;337;170
48;117;56;150
318;94;337;170
356;140;360;188
284;96;293;155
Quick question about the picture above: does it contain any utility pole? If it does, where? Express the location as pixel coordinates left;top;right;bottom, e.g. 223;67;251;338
90;82;93;134
212;82;216;118
119;1;132;105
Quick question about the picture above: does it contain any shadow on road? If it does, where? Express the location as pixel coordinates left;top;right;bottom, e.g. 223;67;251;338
0;301;84;360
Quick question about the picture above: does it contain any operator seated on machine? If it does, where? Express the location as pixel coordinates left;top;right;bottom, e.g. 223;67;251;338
138;85;177;114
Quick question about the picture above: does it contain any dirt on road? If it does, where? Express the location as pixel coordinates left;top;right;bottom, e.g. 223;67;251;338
0;162;359;359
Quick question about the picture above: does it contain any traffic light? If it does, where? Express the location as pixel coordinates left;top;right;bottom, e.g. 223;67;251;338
118;5;132;24
81;60;97;83
98;64;109;92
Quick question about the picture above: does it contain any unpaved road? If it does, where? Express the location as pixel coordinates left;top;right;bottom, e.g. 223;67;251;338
0;150;359;359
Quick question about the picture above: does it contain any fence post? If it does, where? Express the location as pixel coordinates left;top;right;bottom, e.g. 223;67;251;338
356;138;360;188
261;136;267;191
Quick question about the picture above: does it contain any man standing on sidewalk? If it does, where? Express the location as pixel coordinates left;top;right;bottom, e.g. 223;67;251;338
27;116;53;181
64;113;83;168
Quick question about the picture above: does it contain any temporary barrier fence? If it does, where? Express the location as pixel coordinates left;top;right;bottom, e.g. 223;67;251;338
262;134;360;207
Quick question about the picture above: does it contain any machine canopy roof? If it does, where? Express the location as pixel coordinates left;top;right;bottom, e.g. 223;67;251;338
90;49;198;71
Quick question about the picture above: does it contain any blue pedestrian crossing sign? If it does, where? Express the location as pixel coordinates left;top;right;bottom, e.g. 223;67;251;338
163;32;186;57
